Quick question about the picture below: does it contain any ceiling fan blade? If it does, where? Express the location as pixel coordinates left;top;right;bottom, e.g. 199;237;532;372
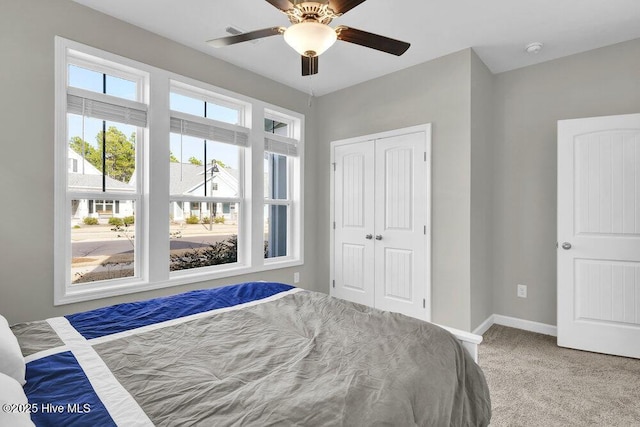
336;26;410;56
265;0;294;12
207;27;285;47
329;0;367;15
302;55;319;76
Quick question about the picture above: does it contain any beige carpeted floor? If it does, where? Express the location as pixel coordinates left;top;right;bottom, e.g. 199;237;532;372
479;325;640;427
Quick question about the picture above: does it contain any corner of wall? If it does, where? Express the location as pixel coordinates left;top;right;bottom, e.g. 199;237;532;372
469;50;496;329
315;50;476;331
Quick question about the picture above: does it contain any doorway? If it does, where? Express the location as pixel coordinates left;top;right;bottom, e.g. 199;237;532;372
557;113;640;358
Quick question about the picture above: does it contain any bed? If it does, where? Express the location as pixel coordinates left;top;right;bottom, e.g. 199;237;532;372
3;282;491;426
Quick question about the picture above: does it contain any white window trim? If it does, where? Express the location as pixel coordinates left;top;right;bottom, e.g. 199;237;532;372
54;37;304;306
170;80;248;126
265;109;299;139
55;37;149;305
67;54;146;104
263;153;294;262
263;108;303;264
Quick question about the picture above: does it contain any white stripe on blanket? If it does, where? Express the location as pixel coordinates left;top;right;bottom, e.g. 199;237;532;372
46;317;154;427
24;345;69;364
88;287;304;345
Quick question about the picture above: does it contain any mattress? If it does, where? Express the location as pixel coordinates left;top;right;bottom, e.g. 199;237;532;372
11;282;491;426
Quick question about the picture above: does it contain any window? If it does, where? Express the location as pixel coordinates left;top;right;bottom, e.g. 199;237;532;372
54;38;304;304
59;46;145;289
168;83;247;273
264;112;300;260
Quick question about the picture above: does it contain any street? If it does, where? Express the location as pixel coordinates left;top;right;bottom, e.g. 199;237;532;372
72;234;233;257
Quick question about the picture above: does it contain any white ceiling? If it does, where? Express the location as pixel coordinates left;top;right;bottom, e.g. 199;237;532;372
73;0;640;96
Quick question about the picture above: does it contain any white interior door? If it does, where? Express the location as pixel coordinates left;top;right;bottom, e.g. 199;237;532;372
374;132;429;320
558;113;640;359
332;141;375;307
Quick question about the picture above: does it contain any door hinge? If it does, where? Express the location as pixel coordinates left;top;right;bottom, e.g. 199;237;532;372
332;162;336;171
424;152;427;162
332;280;335;288
333;221;336;230
424;225;426;235
423;299;426;308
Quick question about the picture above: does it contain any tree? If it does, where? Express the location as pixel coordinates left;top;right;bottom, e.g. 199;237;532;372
170;151;179;163
99;127;136;182
69;136;100;168
188;156;202;166
214;159;228;169
69;126;136;183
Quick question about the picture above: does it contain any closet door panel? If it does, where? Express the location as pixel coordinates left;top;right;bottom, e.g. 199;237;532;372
374;132;428;320
332;141;375;306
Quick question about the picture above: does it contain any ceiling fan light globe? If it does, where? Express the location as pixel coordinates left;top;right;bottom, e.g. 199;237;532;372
284;22;337;57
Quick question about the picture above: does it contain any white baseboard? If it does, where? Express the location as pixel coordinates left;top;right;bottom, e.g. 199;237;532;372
472;315;495;336
473;314;557;337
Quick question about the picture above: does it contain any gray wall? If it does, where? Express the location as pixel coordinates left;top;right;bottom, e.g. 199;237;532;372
3;0;639;329
0;0;319;324
316;50;474;330
470;51;495;329
316;38;640;331
491;38;640;325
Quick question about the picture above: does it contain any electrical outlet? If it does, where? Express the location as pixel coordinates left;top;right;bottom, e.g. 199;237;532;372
294;272;300;284
517;284;527;298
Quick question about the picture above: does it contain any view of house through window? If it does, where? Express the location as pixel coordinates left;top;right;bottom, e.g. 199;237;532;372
169;88;244;272
67;63;142;285
56;38;303;304
264;116;294;259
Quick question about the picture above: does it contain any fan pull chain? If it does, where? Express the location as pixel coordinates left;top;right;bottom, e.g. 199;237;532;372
308;85;315;107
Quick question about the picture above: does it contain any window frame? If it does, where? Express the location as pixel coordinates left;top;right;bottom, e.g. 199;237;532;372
67;54;146;103
55;39;148;303
170;81;246;126
54;37;304;305
168;80;248;275
264;109;300;263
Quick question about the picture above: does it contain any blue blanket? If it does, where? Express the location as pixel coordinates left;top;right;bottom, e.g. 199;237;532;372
24;282;294;426
66;282;293;339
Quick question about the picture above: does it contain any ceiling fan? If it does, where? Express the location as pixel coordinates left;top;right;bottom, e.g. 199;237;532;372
206;0;410;76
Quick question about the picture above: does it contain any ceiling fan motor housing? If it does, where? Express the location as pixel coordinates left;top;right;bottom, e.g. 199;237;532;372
287;1;340;25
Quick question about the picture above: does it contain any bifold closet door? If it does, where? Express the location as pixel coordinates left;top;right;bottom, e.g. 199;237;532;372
332;129;429;321
332;140;375;307
374;132;428;320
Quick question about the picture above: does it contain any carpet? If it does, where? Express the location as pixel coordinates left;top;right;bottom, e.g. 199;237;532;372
479;325;640;426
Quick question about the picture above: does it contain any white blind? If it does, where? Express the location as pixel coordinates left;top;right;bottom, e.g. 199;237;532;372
264;134;299;156
169;110;250;147
67;93;147;127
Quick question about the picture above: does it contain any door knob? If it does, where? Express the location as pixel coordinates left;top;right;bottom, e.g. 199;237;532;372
365;234;373;240
375;235;383;240
561;242;572;250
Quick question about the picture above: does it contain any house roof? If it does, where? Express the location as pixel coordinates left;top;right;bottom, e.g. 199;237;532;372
68;148;238;195
68;172;135;192
68;148;135;192
170;163;205;195
169;162;238;196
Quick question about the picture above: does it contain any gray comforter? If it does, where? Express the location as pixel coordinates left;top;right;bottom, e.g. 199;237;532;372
14;290;491;426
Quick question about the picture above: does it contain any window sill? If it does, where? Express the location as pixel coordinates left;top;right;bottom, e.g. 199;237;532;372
55;259;303;306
